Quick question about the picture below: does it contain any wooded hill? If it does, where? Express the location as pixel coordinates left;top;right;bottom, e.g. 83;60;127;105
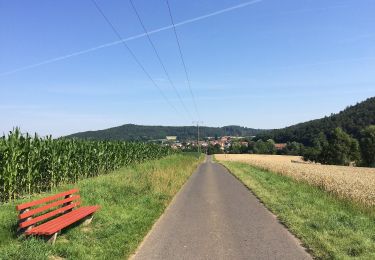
255;97;375;146
66;97;375;145
66;124;265;141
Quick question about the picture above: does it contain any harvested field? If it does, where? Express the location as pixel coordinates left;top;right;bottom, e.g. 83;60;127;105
215;154;375;207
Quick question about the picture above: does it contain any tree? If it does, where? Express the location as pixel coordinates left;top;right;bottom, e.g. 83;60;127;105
207;144;222;155
303;133;327;162
254;140;266;154
266;139;277;155
359;125;375;167
284;141;304;155
247;141;255;154
321;128;360;166
303;128;360;166
253;139;276;154
229;142;241;154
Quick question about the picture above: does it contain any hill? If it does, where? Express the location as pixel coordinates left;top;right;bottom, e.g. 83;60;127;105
66;124;265;141
255;97;375;146
66;97;375;144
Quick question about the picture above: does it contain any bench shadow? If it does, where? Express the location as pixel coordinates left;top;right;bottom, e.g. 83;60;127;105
58;216;93;236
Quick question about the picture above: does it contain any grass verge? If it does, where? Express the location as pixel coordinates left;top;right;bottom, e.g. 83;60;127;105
219;160;375;259
0;153;203;260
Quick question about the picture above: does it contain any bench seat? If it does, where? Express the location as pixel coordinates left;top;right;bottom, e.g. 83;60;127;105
26;205;99;236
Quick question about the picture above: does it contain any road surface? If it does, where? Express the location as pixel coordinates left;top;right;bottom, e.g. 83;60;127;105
131;156;311;260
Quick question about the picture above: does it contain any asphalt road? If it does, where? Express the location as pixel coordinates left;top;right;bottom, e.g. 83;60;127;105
131;156;311;260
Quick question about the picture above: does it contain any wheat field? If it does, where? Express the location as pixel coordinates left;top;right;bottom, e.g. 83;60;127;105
216;154;375;207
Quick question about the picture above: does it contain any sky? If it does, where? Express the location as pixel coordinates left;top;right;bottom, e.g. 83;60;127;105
1;0;375;136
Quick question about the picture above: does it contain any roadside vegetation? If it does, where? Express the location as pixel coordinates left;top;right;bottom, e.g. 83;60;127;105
0;153;203;260
218;160;375;259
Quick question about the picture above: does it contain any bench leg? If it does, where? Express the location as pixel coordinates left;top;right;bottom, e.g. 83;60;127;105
82;214;94;226
17;208;34;236
47;233;58;245
16;226;32;236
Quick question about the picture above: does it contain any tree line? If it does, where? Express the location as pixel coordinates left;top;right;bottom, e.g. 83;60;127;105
303;126;375;167
218;125;375;167
255;97;375;146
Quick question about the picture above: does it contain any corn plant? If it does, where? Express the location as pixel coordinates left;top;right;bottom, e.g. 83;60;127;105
0;128;175;202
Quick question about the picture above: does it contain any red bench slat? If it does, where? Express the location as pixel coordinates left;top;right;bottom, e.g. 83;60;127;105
26;207;90;235
19;195;80;220
40;206;99;235
26;206;99;235
17;189;78;211
27;206;97;235
19;202;80;229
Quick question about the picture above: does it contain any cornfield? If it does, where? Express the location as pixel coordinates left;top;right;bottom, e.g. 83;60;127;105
216;154;375;207
0;128;174;202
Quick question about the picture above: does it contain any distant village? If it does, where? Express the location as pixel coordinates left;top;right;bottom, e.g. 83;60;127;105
161;135;290;155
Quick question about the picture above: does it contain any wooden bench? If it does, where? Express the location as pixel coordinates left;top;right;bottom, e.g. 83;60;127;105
16;189;100;244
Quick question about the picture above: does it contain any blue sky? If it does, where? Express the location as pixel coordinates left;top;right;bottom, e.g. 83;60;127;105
1;0;375;136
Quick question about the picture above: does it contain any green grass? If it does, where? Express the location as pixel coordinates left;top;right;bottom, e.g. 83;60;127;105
219;161;375;259
0;153;203;260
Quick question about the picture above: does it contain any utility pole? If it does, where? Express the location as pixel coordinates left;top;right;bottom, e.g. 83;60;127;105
192;121;204;154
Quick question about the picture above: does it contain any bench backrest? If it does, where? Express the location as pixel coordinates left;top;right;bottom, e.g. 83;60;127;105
16;189;80;232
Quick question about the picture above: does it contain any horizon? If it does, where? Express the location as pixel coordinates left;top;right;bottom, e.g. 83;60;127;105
4;96;372;138
65;96;373;135
1;0;375;136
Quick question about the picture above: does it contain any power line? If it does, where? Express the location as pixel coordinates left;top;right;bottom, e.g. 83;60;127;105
129;0;193;121
90;0;181;117
165;0;200;118
1;0;264;77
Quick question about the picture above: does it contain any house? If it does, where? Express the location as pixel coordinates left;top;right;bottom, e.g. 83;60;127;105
274;143;287;150
220;136;230;142
240;141;249;147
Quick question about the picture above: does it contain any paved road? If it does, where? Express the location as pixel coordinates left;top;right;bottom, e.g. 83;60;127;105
131;156;311;260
